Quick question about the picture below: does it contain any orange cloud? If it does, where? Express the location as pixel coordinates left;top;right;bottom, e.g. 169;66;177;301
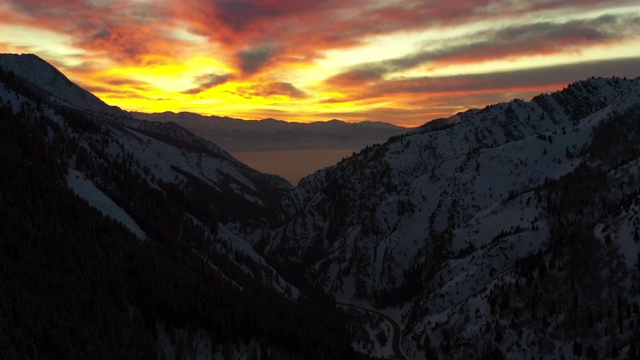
183;73;233;94
235;82;308;100
1;0;639;126
314;57;640;122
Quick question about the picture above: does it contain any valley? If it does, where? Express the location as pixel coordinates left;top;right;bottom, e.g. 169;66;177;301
231;149;356;185
132;112;408;185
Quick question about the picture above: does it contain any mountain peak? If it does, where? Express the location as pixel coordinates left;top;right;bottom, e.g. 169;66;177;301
0;53;125;117
0;53;72;87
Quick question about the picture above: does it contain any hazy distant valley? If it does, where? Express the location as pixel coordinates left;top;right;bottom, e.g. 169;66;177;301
133;111;408;184
2;53;640;360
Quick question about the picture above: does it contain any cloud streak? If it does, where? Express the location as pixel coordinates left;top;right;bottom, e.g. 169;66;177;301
235;82;308;99
236;46;278;75
332;13;640;81
184;73;233;94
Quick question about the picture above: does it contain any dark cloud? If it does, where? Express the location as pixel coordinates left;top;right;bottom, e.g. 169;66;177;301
236;46;278;74
208;0;356;34
325;68;385;87
235;82;307;99
212;0;291;31
1;0;183;64
184;73;233;94
316;56;640;125
461;57;640;92
7;0;636;79
92;28;111;40
334;13;640;80
493;13;640;42
328;57;640;103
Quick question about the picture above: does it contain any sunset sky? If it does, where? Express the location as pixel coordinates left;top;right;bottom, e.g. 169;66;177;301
1;0;639;127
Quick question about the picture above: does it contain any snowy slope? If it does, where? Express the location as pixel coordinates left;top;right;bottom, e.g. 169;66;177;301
93;121;291;208
263;76;640;358
67;168;146;240
267;77;638;294
0;53;296;299
0;53;291;208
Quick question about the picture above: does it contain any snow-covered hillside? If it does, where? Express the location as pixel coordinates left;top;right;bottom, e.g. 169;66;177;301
0;52;297;278
67;168;147;240
0;53;291;209
262;76;640;358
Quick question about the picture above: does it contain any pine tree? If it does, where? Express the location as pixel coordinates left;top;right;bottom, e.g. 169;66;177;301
572;340;583;357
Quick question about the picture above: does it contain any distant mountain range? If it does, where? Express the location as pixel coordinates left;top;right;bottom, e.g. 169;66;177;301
2;53;640;359
132;111;408;152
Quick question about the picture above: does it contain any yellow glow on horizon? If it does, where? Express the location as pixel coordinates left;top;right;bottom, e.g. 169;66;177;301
2;0;639;127
96;73;326;121
100;56;233;93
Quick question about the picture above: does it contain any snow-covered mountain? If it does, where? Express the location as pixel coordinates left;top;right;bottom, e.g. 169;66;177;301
0;54;368;360
0;53;125;116
261;76;640;358
0;52;295;284
0;53;292;210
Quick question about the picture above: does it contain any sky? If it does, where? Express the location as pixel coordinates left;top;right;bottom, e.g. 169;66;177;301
1;0;639;127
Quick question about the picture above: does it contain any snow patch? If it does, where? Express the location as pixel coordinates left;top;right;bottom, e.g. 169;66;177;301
67;168;146;240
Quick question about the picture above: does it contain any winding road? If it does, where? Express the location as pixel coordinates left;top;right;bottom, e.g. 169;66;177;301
337;302;408;360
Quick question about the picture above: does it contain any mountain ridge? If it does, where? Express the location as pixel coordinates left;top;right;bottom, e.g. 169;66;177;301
259;75;640;358
0;53;127;117
0;53;373;360
132;111;409;152
264;75;639;293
